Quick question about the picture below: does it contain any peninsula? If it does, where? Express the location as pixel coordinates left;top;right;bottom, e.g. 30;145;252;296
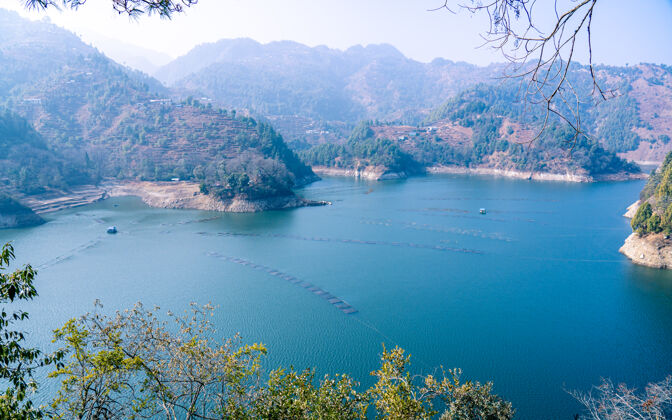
620;153;672;268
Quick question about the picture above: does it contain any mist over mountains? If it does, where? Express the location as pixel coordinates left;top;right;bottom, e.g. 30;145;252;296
155;37;501;124
152;35;672;165
1;7;671;204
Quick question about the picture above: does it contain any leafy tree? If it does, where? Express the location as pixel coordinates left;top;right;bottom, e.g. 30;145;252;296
49;303;514;419
0;243;62;419
369;345;513;420
252;369;368;419
50;302;268;419
348;121;375;144
632;151;672;235
646;213;663;234
632;202;654;235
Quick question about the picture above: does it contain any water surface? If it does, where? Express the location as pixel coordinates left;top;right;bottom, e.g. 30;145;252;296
3;175;671;418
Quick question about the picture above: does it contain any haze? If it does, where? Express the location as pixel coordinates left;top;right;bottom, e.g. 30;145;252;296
3;0;672;71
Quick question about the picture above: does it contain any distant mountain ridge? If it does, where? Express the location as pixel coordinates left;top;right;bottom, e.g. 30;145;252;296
156;38;500;124
156;38;672;163
0;7;668;216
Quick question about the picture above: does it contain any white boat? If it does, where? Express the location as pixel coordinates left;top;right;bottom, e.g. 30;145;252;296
106;226;117;234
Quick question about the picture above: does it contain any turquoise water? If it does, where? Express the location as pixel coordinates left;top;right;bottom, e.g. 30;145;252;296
2;175;672;418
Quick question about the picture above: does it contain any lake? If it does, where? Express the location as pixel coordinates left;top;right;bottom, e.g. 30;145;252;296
2;174;671;419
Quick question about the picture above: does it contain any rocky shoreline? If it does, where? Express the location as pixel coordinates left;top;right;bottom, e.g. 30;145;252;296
312;165;411;181
427;166;648;182
620;232;672;269
619;199;672;269
313;164;646;183
15;181;327;216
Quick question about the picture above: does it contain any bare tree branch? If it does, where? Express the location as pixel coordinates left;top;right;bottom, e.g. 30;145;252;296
433;0;616;146
570;376;672;419
24;0;197;18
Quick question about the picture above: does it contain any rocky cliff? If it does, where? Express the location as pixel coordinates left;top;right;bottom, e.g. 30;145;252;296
619;199;672;269
620;232;672;269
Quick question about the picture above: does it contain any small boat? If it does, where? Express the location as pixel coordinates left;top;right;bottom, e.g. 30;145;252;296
479;208;487;215
106;226;118;234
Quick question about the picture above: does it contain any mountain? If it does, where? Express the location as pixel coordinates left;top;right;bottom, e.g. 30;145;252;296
157;38;672;163
155;38;499;124
0;9;316;212
300;112;641;182
0;109;92;194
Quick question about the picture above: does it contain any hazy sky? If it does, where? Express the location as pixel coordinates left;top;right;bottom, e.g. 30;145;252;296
3;0;672;66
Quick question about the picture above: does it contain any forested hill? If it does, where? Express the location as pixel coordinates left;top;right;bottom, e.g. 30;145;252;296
157;38;672;163
300;81;642;180
300;117;640;181
0;10;315;203
0;110;93;194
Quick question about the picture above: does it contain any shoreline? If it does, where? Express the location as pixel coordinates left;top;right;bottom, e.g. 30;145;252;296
12;168;649;220
620;232;672;269
314;164;647;183
17;181;327;215
619;199;672;269
428;165;647;182
312;165;410;181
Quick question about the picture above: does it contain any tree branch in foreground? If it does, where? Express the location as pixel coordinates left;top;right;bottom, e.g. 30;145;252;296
433;0;613;148
24;0;198;18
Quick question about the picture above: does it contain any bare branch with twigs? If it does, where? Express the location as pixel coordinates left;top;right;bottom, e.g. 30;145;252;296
432;0;615;148
24;0;197;18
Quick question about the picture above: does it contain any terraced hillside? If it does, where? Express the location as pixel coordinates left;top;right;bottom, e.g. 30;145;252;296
157;38;672;164
0;10;316;211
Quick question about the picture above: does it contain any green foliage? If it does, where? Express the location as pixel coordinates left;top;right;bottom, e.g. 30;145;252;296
423;83;641;175
0;12;314;200
632;202;653;234
301;120;422;174
300;143;350;167
0;243;62;419
369;346;513;420
369;346;431;418
253;369;368;419
348;121;375;144
49;303;513;419
593;95;644;152
0;110;94;194
50;302;268;419
350;137;420;172
633;152;672;235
